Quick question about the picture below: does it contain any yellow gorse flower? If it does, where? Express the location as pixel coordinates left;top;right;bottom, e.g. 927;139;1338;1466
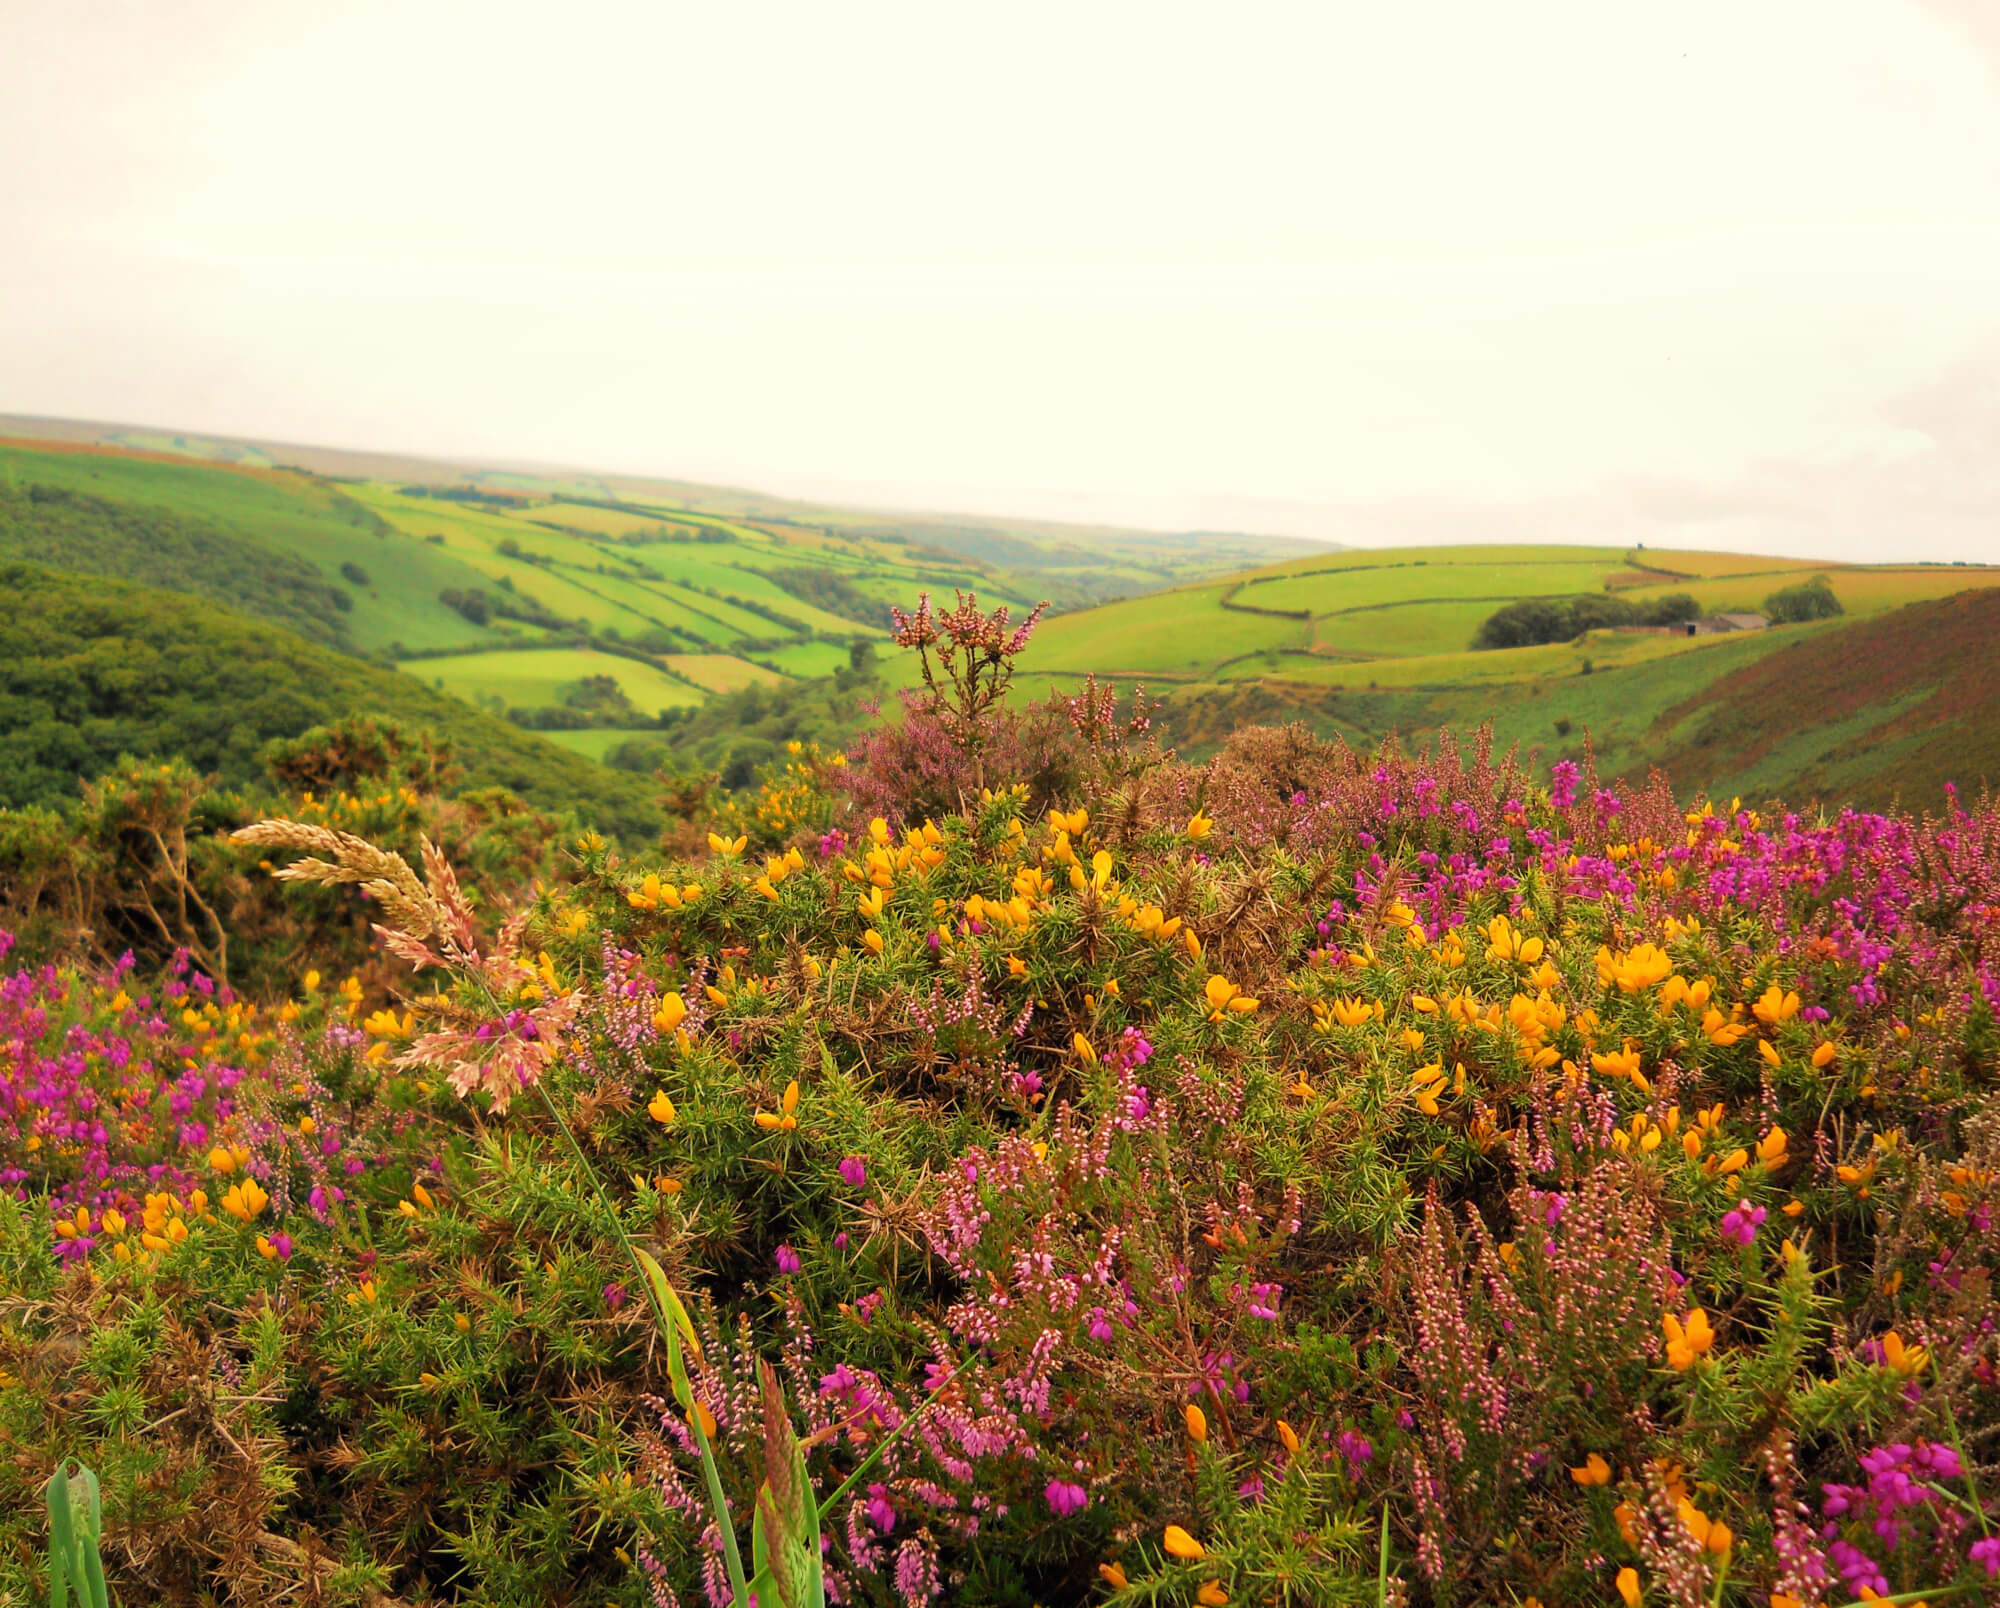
654;992;688;1036
755;1080;801;1132
221;1177;269;1221
1204;975;1258;1020
1879;1330;1928;1377
1662;1307;1715;1370
1570;1452;1611;1486
1484;915;1545;966
1752;984;1801;1026
1597;942;1672;993
629;873;703;911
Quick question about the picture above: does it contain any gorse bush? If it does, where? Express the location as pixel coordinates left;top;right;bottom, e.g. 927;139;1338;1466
2;593;1999;1608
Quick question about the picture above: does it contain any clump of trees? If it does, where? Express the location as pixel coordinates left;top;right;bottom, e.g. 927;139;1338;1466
508;674;651;732
1765;575;1844;624
1472;591;1699;650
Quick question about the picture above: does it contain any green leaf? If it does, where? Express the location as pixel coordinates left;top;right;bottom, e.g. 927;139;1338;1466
632;1247;697;1410
45;1461;110;1608
45;1464;75;1608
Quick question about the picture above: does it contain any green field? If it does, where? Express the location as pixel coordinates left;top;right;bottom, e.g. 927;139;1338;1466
758;639;857;679
418;648;704;716
8;420;1997;808
1020;542;2000;809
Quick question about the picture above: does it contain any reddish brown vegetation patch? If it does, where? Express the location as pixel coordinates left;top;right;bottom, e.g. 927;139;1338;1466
1633;588;2000;807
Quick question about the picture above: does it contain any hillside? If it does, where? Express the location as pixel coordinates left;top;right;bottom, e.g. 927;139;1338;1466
0;439;512;658
0;426;1321;765
1012;543;2000;805
1627;586;2000;807
6;422;1998;813
0;561;659;836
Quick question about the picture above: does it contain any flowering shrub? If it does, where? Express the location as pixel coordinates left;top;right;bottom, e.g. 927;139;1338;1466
3;707;1999;1607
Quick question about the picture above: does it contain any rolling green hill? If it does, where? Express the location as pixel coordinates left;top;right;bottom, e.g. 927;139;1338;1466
5;420;1996;813
1015;543;2000;807
0;560;659;837
0;439;515;657
0;428;1320;763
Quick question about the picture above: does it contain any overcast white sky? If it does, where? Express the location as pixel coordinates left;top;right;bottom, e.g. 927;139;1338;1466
4;0;1999;560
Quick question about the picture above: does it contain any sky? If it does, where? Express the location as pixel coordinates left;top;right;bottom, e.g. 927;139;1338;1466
4;0;1999;562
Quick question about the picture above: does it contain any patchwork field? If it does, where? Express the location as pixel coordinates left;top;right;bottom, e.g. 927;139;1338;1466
6;418;1996;811
0;423;1323;773
1022;542;2000;806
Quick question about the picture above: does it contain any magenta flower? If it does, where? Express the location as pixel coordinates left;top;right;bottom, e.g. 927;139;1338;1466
1720;1199;1767;1247
838;1155;868;1188
775;1244;802;1275
602;1282;628;1310
865;1482;897;1533
1044;1479;1088;1517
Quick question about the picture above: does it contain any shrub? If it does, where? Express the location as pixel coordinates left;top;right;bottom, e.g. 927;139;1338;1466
3;703;1998;1607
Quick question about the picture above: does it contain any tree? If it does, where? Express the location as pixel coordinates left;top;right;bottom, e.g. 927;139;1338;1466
1765;576;1844;624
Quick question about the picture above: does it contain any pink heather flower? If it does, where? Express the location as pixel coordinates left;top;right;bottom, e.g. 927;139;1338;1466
1720;1199;1767;1247
603;1282;628;1310
775;1244;802;1275
1972;1536;2000;1578
838;1155;868;1188
893;1535;938;1607
268;1231;293;1260
865;1483;897;1533
1044;1480;1088;1518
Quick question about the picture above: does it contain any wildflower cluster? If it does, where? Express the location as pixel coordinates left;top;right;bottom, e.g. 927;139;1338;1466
2;720;1997;1608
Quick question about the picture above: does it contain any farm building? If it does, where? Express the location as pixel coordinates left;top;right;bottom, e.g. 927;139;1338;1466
1685;611;1769;636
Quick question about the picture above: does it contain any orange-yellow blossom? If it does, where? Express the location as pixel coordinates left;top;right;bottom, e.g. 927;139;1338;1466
1663;1308;1715;1370
1204;975;1258;1020
755;1081;801;1132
